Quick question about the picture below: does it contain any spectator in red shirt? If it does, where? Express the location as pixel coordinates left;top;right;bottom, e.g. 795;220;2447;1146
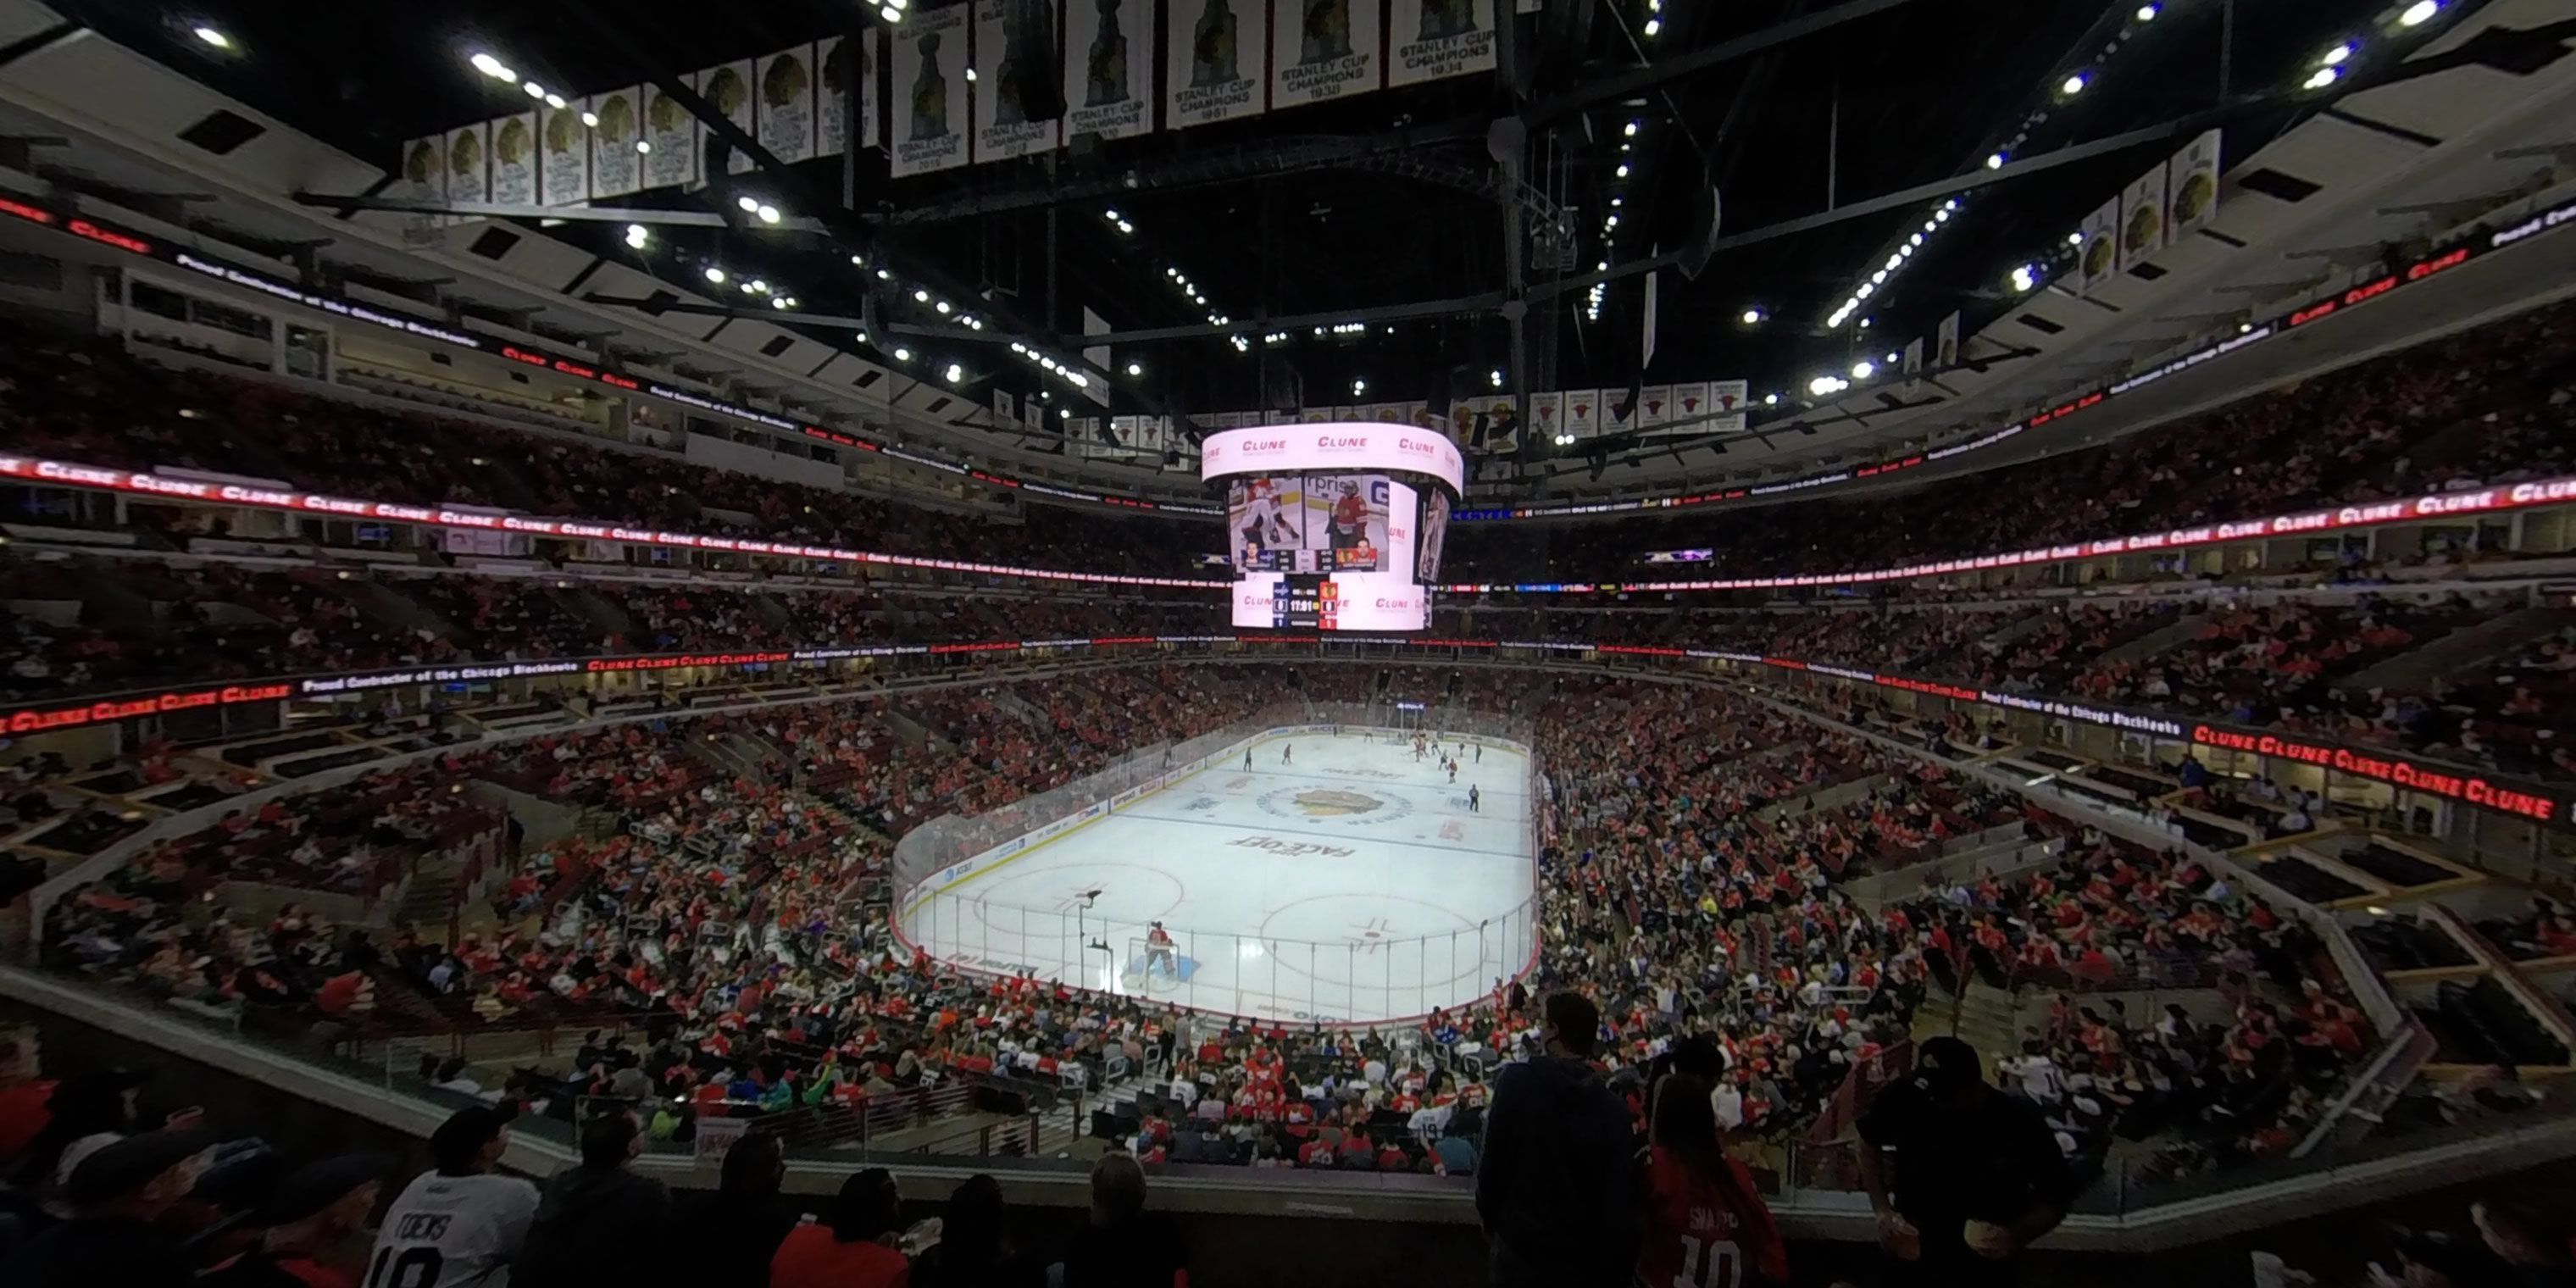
770;1168;908;1288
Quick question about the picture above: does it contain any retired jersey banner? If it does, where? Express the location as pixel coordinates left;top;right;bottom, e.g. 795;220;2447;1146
539;100;590;206
589;87;645;197
1067;0;1153;141
643;75;702;188
1169;0;1264;128
698;60;758;175
400;136;445;204
1389;0;1495;86
1274;0;1381;108
892;7;971;176
2168;128;2222;240
757;47;819;164
1935;309;1961;370
974;0;1061;162
445;122;491;205
489;112;538;206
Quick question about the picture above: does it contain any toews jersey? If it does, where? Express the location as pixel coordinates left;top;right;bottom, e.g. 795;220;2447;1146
364;1171;541;1288
1636;1146;1789;1288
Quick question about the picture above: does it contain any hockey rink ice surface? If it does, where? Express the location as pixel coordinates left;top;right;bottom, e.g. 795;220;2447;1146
903;733;1536;1025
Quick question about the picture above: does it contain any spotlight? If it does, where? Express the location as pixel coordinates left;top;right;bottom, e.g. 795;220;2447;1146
624;224;648;249
1740;308;1763;325
2322;42;2354;65
193;25;233;49
545;93;567;110
1624;121;1639;136
1351;379;1367;395
1126;362;1143;376
470;53;514;82
913;289;930;303
935;300;952;314
737;196;760;212
965;68;977;82
2068;231;2084;246
1985;152;2007;169
771;297;790;310
892;347;912;361
1642;18;1660;35
1615;164;1630;178
881;3;902;19
1068;373;1088;388
636;139;652;153
1104;208;1121;221
1763;393;1779;406
943;363;964;383
581;110;600;128
1490;369;1504;386
704;266;725;283
524;81;547;100
2009;264;2038;292
1852;360;1875;380
2059;72;2088;96
2399;0;2439;25
2305;66;2340;89
748;280;769;293
2135;3;2157;19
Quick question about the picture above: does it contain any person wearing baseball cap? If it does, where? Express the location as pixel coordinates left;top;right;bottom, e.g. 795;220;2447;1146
198;1153;392;1288
1855;1035;2074;1286
1;1126;213;1287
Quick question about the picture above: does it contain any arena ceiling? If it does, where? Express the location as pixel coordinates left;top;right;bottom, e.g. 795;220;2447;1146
19;0;2568;500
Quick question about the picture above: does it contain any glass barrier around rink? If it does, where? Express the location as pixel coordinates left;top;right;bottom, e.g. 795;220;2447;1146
891;701;1546;1026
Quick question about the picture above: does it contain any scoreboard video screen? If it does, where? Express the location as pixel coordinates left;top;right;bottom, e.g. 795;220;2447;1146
1202;423;1464;634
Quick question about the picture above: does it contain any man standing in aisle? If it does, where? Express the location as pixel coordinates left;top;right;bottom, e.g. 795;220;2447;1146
1468;785;1480;813
1475;992;1635;1287
1857;1035;2073;1287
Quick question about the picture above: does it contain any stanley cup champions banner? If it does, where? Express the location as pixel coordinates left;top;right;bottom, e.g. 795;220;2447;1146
1388;0;1495;86
1167;0;1265;128
588;87;643;197
490;111;537;206
974;0;1062;161
698;59;758;175
2168;128;2222;241
446;122;490;205
892;6;972;176
538;99;590;206
1273;0;1380;108
756;46;819;164
1066;0;1154;141
643;74;702;188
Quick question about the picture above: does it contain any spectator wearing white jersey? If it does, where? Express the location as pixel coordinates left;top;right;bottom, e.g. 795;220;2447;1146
369;1107;537;1288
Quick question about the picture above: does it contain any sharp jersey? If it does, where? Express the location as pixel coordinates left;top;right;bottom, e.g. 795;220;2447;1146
1636;1146;1789;1288
364;1171;541;1288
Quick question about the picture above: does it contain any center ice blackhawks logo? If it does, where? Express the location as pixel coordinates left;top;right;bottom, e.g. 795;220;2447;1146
1292;789;1380;816
1256;786;1413;825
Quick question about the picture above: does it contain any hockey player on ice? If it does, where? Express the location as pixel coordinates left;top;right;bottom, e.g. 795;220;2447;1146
1281;742;1292;764
1144;920;1177;977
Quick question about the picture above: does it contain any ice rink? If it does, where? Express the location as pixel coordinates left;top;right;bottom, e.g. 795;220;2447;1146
900;730;1537;1025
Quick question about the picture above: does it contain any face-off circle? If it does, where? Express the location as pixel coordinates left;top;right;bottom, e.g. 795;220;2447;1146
1254;785;1414;827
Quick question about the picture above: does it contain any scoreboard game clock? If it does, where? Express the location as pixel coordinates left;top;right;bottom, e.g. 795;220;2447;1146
1202;423;1464;632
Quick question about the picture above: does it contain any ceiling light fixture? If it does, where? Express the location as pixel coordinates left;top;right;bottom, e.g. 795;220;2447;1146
2399;0;2440;25
892;347;912;361
2060;72;2089;96
193;25;233;49
944;363;964;383
703;266;725;283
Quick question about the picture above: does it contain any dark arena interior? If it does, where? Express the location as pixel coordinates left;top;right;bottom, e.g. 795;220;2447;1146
5;0;2576;1284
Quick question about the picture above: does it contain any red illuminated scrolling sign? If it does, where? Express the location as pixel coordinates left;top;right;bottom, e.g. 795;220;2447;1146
2193;725;2562;824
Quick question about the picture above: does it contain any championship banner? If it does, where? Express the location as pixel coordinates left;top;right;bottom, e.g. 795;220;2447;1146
2077;194;2118;295
445;121;491;205
892;7;971;177
1935;309;1961;370
1273;0;1381;108
974;0;1061;162
1400;400;1430;430
1371;401;1405;423
1563;389;1599;439
1526;391;1562;441
2121;158;2169;274
490;111;537;206
757;46;819;164
1671;381;1709;425
1066;0;1152;142
539;100;590;207
1299;407;1334;423
992;388;1018;428
589;87;644;197
643;74;702;188
818;36;854;156
1638;385;1671;430
698;60;758;175
1388;0;1495;86
399;136;445;204
1901;336;1924;393
1169;0;1264;128
2168;128;2222;241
